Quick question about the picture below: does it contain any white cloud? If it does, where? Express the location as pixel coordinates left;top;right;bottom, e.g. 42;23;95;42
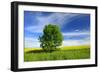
25;13;80;33
75;29;79;32
25;37;38;42
25;25;43;33
25;37;40;48
25;36;90;48
61;39;90;47
61;31;90;46
62;31;90;36
36;13;79;26
24;31;90;48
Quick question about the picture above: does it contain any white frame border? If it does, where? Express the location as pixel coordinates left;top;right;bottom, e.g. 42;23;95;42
18;5;96;69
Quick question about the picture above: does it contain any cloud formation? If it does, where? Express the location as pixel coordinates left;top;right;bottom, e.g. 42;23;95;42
25;12;80;33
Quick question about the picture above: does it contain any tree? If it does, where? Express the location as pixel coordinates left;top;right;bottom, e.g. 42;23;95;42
39;24;63;52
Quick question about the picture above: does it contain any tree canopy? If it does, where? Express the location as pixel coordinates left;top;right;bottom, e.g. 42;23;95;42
39;24;63;52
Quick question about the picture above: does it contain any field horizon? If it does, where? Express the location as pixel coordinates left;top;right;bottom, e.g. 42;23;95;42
24;45;90;62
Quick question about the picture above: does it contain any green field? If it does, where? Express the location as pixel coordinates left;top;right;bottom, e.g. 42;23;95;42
24;45;90;62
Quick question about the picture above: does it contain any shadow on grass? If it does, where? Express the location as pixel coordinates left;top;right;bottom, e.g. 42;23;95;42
26;48;61;54
26;50;45;53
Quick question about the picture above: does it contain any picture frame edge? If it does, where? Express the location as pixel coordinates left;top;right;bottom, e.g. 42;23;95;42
11;2;18;71
11;1;98;71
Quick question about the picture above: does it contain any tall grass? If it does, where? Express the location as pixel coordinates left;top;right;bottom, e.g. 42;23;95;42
24;45;90;62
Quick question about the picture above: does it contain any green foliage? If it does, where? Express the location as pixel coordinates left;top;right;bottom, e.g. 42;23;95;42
39;24;63;52
24;48;90;61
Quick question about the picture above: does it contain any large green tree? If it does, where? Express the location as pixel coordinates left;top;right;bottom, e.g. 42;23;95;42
39;24;63;52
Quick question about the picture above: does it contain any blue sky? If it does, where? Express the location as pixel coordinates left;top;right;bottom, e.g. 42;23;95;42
24;11;90;48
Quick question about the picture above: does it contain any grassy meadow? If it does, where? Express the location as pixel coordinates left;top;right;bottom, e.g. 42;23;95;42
24;45;90;62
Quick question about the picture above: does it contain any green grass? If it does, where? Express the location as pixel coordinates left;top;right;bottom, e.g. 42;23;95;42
24;45;90;62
